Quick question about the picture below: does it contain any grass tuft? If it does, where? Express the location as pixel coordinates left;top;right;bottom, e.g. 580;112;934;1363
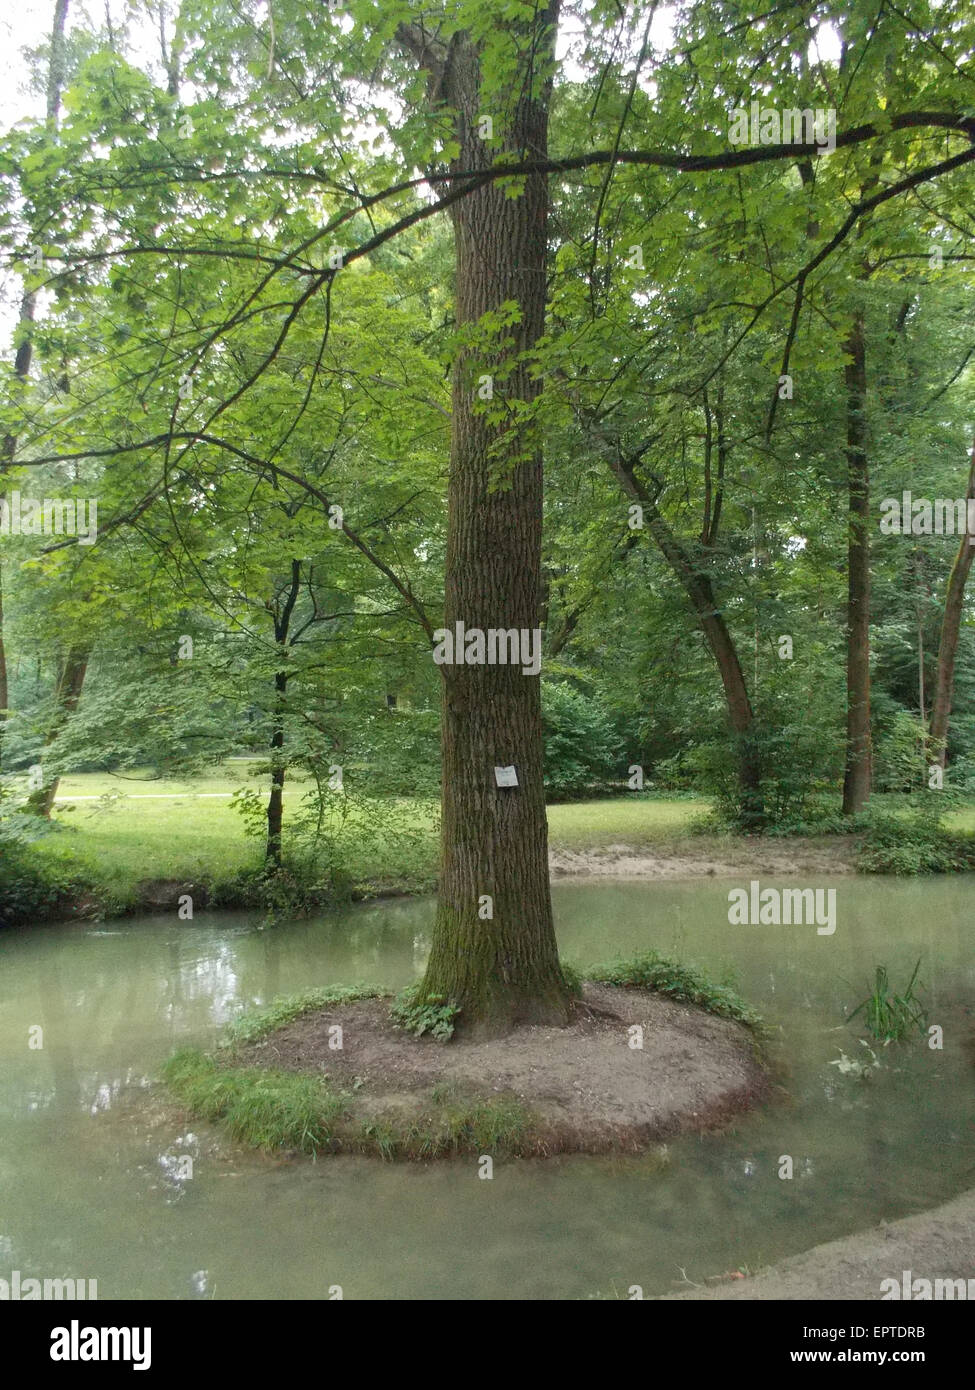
586;950;763;1029
225;985;387;1047
161;1048;349;1154
847;960;927;1042
161;1050;537;1159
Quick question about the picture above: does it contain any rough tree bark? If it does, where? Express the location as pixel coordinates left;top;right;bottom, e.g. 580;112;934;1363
929;439;975;768
402;6;573;1035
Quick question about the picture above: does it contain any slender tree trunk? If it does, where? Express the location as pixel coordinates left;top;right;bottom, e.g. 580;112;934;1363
0;297;39;772
915;549;928;784
0;568;7;743
608;454;764;826
1;0;71;770
266;671;287;868
411;7;573;1035
929;439;975;768
25;645;89;817
265;559;301;866
842;311;872;814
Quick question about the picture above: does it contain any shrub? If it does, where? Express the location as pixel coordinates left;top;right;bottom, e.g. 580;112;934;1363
873;710;927;794
685;718;842;832
0;844;101;926
857;807;975;874
542;681;624;799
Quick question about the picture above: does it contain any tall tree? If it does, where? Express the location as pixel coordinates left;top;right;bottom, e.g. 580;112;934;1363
1;0;70;767
930;440;975;769
400;4;574;1032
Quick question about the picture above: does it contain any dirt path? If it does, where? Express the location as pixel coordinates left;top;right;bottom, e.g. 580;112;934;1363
662;1189;975;1299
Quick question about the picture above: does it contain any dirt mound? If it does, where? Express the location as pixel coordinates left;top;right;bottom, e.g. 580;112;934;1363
236;982;769;1154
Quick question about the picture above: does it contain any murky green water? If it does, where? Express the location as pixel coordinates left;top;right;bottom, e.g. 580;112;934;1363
1;877;973;1299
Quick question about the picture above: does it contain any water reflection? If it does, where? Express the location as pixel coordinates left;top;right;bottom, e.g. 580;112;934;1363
0;876;972;1299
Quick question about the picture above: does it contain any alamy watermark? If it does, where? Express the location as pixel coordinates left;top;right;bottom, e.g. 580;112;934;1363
881;1270;975;1299
728;880;836;935
0;490;98;546
432;621;541;676
729;103;836;153
879;491;975;542
1;1269;97;1299
50;1321;150;1371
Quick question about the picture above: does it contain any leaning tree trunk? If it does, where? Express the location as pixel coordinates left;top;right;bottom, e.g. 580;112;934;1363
929;438;975;768
607;453;764;827
25;644;89;817
414;8;573;1035
842;310;872;815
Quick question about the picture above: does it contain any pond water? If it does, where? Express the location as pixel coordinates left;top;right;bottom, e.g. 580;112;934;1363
1;876;973;1300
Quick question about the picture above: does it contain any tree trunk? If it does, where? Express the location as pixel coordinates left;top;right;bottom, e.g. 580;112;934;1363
842;311;872;814
265;559;301;866
929;439;975;768
413;7;573;1035
608;453;764;826
0;568;7;746
266;671;287;868
25;645;89;817
1;0;71;769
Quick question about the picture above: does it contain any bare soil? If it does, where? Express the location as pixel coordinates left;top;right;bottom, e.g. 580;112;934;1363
235;982;770;1154
661;1188;975;1300
549;835;858;881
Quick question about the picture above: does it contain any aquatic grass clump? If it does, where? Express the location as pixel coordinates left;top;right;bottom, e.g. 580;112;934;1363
161;1048;349;1154
225;984;387;1048
358;1086;537;1161
425;1087;533;1157
847;960;927;1042
161;1050;537;1159
586;950;763;1029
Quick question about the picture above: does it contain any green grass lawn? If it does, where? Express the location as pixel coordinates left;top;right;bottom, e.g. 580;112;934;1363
545;796;703;848
42;774;260;897
33;768;707;905
33;767;975;910
945;805;975;834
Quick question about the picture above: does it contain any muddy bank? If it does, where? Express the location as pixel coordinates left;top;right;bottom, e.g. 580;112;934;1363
234;982;770;1155
662;1188;975;1299
132;836;859;916
20;833;859;927
549;835;859;881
